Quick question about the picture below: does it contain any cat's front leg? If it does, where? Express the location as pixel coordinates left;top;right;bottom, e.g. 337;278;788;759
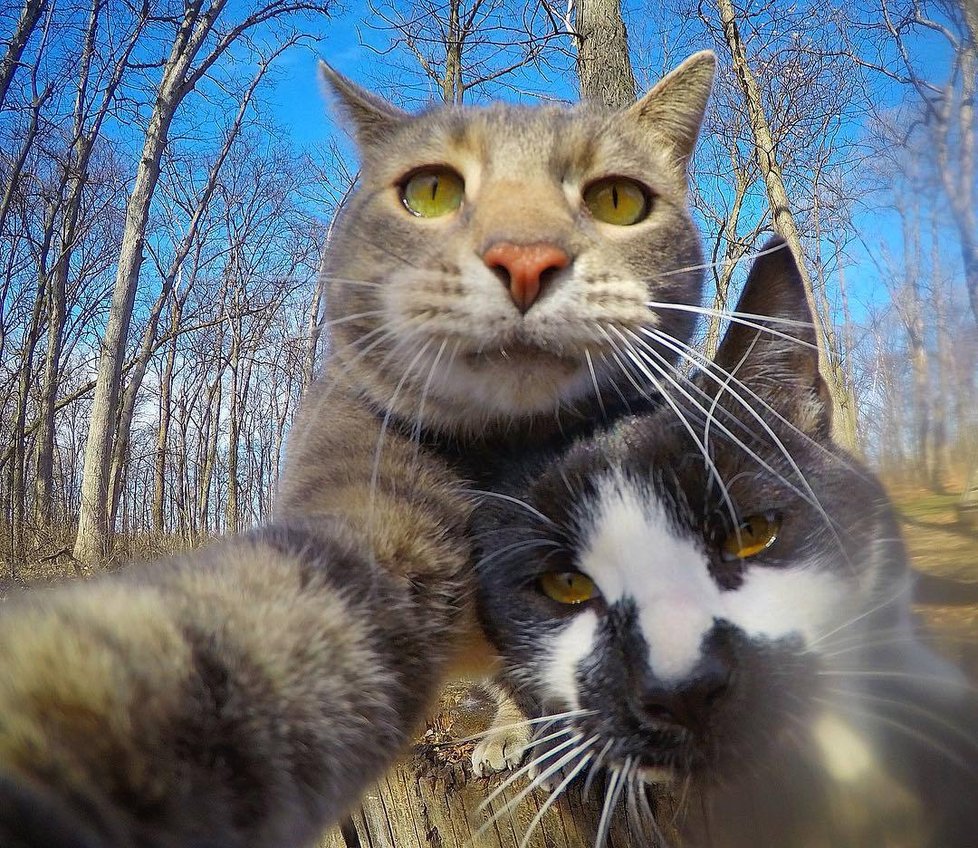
471;685;532;776
0;518;460;848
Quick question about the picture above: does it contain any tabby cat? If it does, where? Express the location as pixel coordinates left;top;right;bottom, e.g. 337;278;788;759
0;54;716;846
472;242;978;847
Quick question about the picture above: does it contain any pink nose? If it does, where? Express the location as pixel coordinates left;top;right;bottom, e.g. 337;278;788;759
482;241;571;313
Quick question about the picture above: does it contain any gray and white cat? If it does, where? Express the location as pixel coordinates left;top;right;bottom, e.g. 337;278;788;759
0;56;718;847
473;242;978;847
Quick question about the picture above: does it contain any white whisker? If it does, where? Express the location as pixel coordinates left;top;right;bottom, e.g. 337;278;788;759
518;741;597;848
465;489;556;527
476;734;591;837
477;732;581;813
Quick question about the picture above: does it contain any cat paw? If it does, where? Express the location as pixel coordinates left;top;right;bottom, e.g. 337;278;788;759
471;725;531;777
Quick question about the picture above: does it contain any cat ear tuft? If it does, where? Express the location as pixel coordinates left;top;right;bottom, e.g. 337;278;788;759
712;238;833;436
625;51;716;168
319;61;408;149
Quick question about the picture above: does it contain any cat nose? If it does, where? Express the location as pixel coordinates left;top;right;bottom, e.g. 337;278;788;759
638;655;731;734
482;241;570;313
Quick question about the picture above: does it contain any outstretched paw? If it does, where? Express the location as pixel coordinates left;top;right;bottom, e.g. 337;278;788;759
471;723;531;777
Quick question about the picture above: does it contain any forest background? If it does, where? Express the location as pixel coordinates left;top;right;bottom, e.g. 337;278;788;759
0;0;975;577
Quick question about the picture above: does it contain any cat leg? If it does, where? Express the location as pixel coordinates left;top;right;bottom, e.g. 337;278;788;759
0;518;464;848
471;685;532;776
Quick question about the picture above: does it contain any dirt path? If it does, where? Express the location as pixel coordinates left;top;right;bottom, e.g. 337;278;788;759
896;491;978;679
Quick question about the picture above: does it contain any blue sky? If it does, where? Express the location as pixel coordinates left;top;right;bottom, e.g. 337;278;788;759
249;1;968;337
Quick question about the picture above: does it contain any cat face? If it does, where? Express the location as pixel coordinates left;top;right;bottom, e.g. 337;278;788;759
319;54;715;435
473;243;909;785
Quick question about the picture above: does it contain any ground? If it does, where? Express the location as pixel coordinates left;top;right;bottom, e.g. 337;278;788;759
894;490;978;678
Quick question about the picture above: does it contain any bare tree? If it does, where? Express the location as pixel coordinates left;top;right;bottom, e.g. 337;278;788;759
73;0;329;564
572;0;636;106
0;0;46;112
706;0;859;450
364;0;569;104
33;0;149;526
842;0;977;327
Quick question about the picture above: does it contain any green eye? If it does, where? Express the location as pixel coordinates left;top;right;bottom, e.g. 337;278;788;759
721;512;781;561
539;571;599;604
583;177;650;225
401;167;464;218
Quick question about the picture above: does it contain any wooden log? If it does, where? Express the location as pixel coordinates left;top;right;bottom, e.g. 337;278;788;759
318;684;672;848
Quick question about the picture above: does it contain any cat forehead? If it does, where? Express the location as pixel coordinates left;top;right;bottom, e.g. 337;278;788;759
361;102;678;182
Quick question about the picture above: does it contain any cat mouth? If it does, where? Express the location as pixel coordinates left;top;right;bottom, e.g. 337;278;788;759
463;342;580;370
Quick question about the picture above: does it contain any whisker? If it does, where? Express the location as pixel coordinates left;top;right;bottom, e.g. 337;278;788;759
645;299;820;340
643;326;874;484
650;240;797;284
318;308;388;328
476;735;592;837
465;489;556;527
633;326;850;562
474;538;564;572
518;742;597;848
821;686;978;754
432;709;595;748
602;325;741;535
477;732;582;813
811;695;971;771
584;347;608;421
595;760;628;848
817;669;978;693
367;338;433;517
583;738;615;797
807;583;912;651
410;337;449;468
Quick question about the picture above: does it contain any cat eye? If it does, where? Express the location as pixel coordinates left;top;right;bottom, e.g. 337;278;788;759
583;177;650;225
539;571;599;604
720;512;782;561
400;167;464;218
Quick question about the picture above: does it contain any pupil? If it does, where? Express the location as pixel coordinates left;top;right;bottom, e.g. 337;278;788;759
612;185;619;208
430;177;438;201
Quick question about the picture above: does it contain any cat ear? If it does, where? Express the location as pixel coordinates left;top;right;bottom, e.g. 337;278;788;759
711;238;833;436
625;51;716;168
319;61;409;149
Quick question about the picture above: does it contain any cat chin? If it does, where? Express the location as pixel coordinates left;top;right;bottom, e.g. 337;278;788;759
432;355;593;422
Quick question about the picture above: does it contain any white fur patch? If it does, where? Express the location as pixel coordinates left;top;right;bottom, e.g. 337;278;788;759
541;610;599;709
813;713;876;782
578;475;851;684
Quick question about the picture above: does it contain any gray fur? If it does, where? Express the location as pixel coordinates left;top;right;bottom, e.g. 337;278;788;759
0;54;718;846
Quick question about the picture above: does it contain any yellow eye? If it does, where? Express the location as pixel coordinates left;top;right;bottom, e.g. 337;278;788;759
721;512;782;561
539;571;599;604
401;167;464;218
583;177;650;225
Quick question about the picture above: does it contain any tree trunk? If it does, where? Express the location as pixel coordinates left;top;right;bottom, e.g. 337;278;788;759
315;690;641;848
225;327;242;534
704;153;752;359
74;0;235;564
9;280;45;560
197;350;223;537
442;0;463;104
35;0;148;527
73;91;182;563
713;0;857;451
152;317;180;534
574;0;636;108
930;228;950;491
0;0;47;113
937;2;977;328
33;251;66;526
